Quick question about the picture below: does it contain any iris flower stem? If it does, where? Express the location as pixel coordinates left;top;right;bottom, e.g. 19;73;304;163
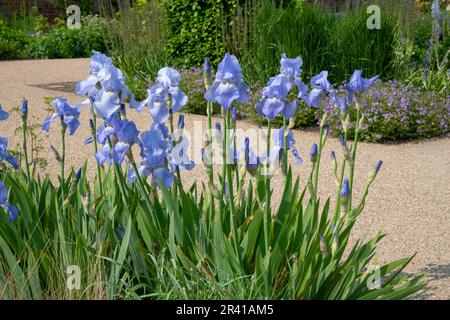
21;117;31;181
283;117;288;176
91;113;103;197
206;102;214;184
349;100;361;209
313;111;324;199
333;131;348;224
130;159;161;230
222;110;227;193
225;109;240;260
206;101;215;220
264;120;272;254
60;123;66;200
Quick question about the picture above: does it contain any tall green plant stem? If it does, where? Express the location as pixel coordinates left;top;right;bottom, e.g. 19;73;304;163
313;108;324;198
21;117;31;181
283;117;288;176
349;100;361;209
206;101;215;219
333;131;348;224
60;123;66;200
225;109;239;257
91;111;103;197
206;102;214;183
264;120;272;254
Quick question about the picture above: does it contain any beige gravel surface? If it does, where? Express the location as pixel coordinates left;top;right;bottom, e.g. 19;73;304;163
0;58;449;299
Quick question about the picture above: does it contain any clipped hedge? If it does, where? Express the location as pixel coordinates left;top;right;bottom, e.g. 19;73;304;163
163;0;237;66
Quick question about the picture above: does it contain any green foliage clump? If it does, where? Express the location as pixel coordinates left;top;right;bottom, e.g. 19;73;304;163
163;0;237;67
0;14;109;60
24;16;110;59
0;27;28;60
330;10;398;82
226;1;400;84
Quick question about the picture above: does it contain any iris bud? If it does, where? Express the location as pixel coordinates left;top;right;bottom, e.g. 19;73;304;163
89;119;95;135
339;136;353;165
203;57;212;90
320;112;327;128
358;115;365;131
342;114;350;134
310;143;318;163
368;160;383;185
330;151;337;178
178;114;185;129
75;167;82;180
332;229;339;256
319;235;328;256
340;178;351;215
20;99;28;120
321;124;330;146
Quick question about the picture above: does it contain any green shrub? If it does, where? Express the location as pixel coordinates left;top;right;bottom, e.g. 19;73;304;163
0;14;109;60
0;27;28;60
163;0;237;67
24;16;109;59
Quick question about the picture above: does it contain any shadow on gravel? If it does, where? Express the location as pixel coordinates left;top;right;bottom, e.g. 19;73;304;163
413;263;450;300
30;81;78;94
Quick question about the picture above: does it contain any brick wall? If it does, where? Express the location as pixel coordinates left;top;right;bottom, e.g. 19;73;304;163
0;0;74;21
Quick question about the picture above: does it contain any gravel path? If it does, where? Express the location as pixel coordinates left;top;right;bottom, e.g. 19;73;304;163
1;58;449;299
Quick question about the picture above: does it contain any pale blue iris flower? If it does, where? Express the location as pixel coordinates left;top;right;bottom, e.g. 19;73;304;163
256;74;295;120
204;53;249;110
0;181;19;222
345;70;379;101
42;97;81;135
0;137;19;169
0;104;9;121
139;67;188;124
94;118;140;165
304;71;332;108
76;51;138;119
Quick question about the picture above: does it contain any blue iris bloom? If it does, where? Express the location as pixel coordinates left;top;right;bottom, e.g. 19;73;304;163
0;137;19;169
262;128;303;166
305;71;332;108
76;51;138;119
256;74;295;120
204;53;249;110
345;70;379;101
0;104;9;121
94;119;139;165
152;167;174;189
139;67;188;123
42;97;81;135
129;123;177;189
0;181;19;222
280;53;303;80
